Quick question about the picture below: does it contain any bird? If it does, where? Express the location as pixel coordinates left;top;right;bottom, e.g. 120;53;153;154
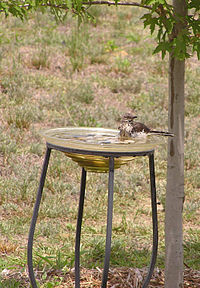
118;113;174;138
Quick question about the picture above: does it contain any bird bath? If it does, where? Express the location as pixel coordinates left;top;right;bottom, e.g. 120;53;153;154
41;127;163;172
28;127;160;288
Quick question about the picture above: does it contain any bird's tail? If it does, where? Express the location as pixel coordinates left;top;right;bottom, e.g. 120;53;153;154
150;130;174;137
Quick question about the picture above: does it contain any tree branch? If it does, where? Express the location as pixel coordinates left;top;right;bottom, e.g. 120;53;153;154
82;1;151;10
0;1;152;14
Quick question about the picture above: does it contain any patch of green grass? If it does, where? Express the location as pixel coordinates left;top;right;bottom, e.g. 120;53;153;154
125;33;140;43
66;27;90;72
6;104;43;129
69;82;94;104
185;68;200;116
184;201;200;222
0;68;29;105
113;56;132;74
0;278;22;288
107;77;142;94
29;143;44;157
105;40;119;52
0;132;18;156
31;47;50;70
36;249;74;270
184;229;200;269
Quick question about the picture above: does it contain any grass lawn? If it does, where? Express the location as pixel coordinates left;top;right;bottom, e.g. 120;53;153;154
0;5;199;287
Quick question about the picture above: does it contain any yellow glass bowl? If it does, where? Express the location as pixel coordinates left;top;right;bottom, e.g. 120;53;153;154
41;127;163;172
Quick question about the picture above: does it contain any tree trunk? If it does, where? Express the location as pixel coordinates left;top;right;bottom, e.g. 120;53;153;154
165;55;185;288
165;1;187;287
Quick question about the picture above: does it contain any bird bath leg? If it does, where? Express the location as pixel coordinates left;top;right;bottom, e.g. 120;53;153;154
101;157;115;288
75;158;114;288
27;146;52;288
142;152;158;288
75;168;87;288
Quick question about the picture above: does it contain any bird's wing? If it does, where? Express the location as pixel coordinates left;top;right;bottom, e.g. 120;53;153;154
131;122;150;133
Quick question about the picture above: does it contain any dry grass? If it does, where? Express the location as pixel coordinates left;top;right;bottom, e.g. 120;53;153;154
1;267;200;287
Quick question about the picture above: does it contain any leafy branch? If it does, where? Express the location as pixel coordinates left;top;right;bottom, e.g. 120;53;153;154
0;0;199;60
141;0;200;59
0;0;152;16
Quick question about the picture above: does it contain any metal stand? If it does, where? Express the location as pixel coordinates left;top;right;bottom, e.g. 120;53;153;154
75;167;87;288
27;144;158;288
101;157;115;288
27;147;52;288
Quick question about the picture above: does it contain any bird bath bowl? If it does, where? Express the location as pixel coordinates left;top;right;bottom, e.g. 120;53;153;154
41;127;163;172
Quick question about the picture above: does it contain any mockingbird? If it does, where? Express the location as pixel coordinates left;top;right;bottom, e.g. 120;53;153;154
118;113;173;138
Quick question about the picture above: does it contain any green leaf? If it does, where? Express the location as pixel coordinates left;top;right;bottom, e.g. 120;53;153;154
150;17;158;34
193;40;200;60
143;0;165;5
67;0;73;10
153;41;172;58
141;13;153;29
188;0;200;10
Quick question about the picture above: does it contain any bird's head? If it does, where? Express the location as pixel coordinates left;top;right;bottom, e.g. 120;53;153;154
122;113;137;123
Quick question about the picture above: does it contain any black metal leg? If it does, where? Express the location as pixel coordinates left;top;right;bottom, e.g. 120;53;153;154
142;153;158;288
101;157;115;288
27;147;158;288
27;147;51;288
75;167;87;288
